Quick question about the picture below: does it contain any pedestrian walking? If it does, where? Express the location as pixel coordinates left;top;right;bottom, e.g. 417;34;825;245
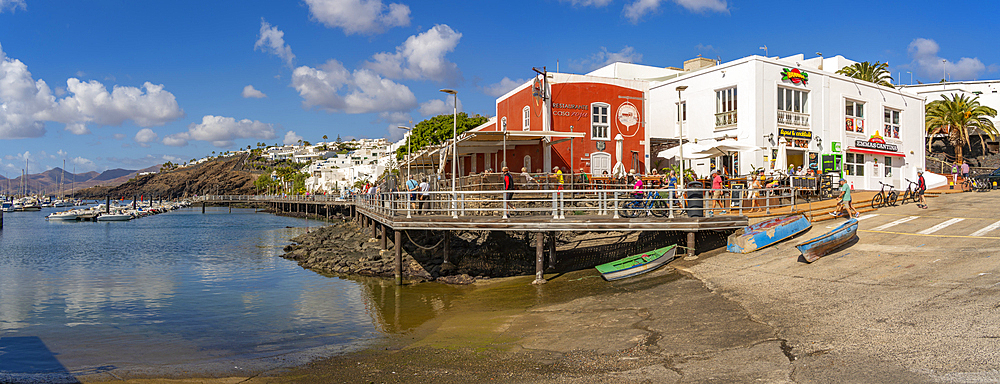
405;175;418;211
418;178;430;214
961;161;970;180
830;179;859;218
502;167;515;210
710;170;727;215
553;166;564;190
916;170;928;209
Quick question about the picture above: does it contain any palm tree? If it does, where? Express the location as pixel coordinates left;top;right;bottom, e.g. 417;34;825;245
836;61;894;88
926;93;999;165
322;135;328;140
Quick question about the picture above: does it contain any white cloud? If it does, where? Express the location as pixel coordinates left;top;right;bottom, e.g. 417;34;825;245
365;24;462;84
254;19;295;67
0;43;56;139
283;130;303;145
134;128;158;147
0;42;183;139
44;79;185;131
163;115;276;148
624;0;728;22
112;133;126;140
418;97;462;116
291;60;417;114
305;0;410;35
71;156;96;170
560;0;614;6
482;77;527;98
907;38;987;81
0;0;25;13
567;46;643;72
242;85;267;98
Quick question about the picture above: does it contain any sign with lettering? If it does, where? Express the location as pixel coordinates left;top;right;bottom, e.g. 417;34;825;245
781;68;808;84
831;141;842;152
778;128;812;139
855;140;898;152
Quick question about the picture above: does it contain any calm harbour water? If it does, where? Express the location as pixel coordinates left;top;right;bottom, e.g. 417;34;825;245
0;205;453;379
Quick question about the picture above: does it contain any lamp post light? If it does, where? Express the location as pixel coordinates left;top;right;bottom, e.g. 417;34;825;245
440;88;459;218
397;125;412;181
676;85;688;181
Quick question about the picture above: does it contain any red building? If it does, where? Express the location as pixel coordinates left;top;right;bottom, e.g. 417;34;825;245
461;72;650;177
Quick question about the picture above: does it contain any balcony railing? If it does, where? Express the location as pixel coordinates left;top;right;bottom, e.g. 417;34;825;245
715;110;737;128
777;111;810;127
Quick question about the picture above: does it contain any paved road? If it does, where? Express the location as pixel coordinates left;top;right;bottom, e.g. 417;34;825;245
684;190;1000;382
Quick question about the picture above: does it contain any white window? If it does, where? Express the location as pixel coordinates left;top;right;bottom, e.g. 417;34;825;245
716;87;737;127
522;106;530;131
591;102;610;140
845;153;865;176
883;109;900;139
677;101;687;122
845;100;865;134
777;87;809;127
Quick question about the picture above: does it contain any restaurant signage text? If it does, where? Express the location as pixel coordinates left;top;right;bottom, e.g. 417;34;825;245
854;140;898;152
778;128;812;139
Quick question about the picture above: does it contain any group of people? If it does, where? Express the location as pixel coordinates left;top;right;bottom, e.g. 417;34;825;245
403;176;432;213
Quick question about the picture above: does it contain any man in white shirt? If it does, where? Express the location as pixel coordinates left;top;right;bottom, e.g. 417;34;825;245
418;178;430;214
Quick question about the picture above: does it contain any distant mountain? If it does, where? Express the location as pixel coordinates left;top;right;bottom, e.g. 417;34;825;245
91;168;137;182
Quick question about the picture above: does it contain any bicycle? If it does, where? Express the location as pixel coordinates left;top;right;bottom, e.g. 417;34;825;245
972;176;992;192
871;181;898;209
901;178;921;204
621;191;668;218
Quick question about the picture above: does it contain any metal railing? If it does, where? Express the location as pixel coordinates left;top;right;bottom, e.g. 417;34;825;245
715;110;737;128
353;186;802;222
777;110;810;127
193;194;345;202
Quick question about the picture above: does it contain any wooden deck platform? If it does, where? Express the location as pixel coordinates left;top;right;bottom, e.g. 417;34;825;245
381;214;748;232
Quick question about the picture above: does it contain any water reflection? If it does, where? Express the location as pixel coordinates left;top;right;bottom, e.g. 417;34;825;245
348;276;473;334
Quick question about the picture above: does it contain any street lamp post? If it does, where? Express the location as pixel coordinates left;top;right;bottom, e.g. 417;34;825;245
440;89;459;218
676;85;688;182
397;125;412;181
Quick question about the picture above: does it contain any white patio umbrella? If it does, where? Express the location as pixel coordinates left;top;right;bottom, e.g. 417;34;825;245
657;141;714;160
772;138;788;173
691;139;764;157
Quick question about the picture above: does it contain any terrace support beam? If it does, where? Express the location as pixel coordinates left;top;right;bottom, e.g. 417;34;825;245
532;232;546;285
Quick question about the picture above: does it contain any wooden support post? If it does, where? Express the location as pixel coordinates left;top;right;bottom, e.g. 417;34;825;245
441;232;453;270
533;232;546;285
106;196;111;214
228;202;232;213
547;231;557;270
686;231;697;259
394;230;403;286
202;202;205;214
380;224;388;250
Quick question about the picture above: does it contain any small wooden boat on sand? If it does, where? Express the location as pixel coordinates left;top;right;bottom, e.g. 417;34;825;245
727;214;812;254
796;218;859;263
595;244;677;281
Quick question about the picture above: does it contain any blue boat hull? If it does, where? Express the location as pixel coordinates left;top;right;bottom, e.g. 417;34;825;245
727;214;812;254
796;218;859;263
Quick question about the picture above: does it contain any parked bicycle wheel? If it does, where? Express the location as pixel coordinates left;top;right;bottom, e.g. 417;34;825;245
888;191;898;206
650;199;669;217
621;200;642;218
872;193;884;209
901;189;912;204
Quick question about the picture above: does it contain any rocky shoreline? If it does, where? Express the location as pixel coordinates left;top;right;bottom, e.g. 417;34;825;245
278;217;722;285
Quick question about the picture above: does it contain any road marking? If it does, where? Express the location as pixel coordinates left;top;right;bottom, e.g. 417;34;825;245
970;220;1000;237
860;229;1000;239
916;218;965;235
827;213;878;228
871;216;919;231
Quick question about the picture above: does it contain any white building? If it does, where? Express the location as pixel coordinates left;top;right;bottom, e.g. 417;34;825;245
899;80;1000;154
303;138;400;194
648;54;926;191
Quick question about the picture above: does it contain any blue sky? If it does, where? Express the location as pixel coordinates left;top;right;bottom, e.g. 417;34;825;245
1;0;998;175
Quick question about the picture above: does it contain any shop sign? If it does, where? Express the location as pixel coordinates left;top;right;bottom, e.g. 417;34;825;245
831;142;842;152
552;102;589;120
778;128;812;139
855;132;898;152
617;102;639;128
781;68;808;84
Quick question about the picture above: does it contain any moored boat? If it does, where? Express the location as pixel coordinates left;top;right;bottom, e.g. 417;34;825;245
796;218;859;263
47;211;80;220
726;214;812;254
97;212;133;221
595;244;677;281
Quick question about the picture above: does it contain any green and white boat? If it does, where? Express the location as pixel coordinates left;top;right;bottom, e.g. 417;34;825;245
594;244;677;281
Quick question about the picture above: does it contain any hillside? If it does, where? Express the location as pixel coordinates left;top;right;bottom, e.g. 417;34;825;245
75;156;257;199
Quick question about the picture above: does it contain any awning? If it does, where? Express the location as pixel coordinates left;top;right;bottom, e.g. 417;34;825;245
847;147;905;157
